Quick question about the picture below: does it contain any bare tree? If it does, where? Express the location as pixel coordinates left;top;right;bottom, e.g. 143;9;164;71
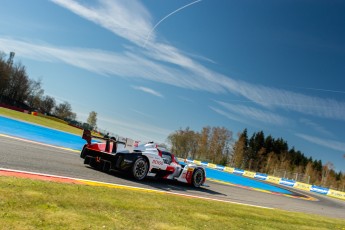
26;79;44;109
0;52;11;96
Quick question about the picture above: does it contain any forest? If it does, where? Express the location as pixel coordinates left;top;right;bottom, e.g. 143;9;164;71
168;126;345;191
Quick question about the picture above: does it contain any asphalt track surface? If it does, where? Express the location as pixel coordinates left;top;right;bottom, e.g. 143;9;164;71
0;135;344;219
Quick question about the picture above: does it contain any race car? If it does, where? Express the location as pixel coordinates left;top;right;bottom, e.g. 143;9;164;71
80;130;206;187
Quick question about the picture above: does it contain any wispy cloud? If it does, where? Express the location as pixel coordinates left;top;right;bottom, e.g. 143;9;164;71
45;1;345;120
131;85;164;98
2;0;345;124
210;106;248;124
50;0;152;45
98;115;171;143
130;109;154;119
295;133;345;153
215;101;291;126
299;118;334;137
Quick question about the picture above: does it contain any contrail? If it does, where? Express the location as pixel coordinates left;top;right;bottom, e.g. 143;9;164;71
293;86;345;94
143;0;202;47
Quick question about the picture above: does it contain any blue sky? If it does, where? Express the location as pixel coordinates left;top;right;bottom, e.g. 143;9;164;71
1;0;344;171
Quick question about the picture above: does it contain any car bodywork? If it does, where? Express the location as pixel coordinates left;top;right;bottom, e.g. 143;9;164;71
80;130;206;187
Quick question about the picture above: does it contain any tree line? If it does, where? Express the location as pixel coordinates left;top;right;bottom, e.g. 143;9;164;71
0;51;98;130
0;52;76;120
168;127;345;191
168;126;233;165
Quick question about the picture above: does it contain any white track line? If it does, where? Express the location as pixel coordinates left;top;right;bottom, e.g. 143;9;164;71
0;133;79;152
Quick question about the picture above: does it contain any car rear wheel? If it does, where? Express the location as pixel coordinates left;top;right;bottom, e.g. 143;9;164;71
192;168;204;188
132;157;148;180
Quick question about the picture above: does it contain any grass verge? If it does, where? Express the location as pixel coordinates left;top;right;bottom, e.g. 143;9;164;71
1;176;344;230
0;107;82;136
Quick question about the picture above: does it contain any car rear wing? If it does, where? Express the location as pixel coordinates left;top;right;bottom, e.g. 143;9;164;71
82;130;127;152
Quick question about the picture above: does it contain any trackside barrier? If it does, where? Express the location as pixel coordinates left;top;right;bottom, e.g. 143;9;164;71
243;171;256;178
178;157;345;200
310;185;329;195
254;173;268;180
266;176;281;184
293;182;312;191
279;178;295;187
327;189;345;200
233;168;245;175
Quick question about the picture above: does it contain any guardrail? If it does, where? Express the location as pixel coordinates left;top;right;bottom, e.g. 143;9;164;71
179;158;345;201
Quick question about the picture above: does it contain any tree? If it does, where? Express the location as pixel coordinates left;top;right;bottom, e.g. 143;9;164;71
232;129;248;168
87;111;98;130
3;63;31;103
39;95;56;114
198;126;210;160
208;127;232;164
0;52;11;97
53;101;74;120
167;127;198;159
26;79;44;110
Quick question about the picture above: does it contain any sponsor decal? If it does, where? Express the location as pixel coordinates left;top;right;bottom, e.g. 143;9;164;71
293;182;311;191
327;189;345;200
266;176;281;184
152;159;163;165
243;171;256;178
208;163;216;168
223;167;234;173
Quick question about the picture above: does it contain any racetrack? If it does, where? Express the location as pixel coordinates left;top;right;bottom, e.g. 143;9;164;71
0;135;344;219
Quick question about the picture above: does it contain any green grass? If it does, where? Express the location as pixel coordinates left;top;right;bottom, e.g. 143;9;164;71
0;107;83;136
0;176;344;230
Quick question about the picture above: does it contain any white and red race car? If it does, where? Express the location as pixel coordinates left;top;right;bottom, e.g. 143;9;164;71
80;130;206;187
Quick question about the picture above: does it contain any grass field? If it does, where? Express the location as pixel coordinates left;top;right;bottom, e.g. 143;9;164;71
0;176;344;230
0;107;83;136
1;107;345;229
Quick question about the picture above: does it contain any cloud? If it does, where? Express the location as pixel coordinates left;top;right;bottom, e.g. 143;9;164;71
215;101;291;126
295;133;345;153
131;86;164;98
47;0;345;122
98;115;171;143
50;0;152;45
210;106;248;124
2;0;345;124
299;118;334;137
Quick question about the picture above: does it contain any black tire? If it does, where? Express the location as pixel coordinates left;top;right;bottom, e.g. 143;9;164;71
80;146;86;158
89;158;98;169
84;156;91;164
132;157;148;180
192;168;205;188
103;161;111;173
